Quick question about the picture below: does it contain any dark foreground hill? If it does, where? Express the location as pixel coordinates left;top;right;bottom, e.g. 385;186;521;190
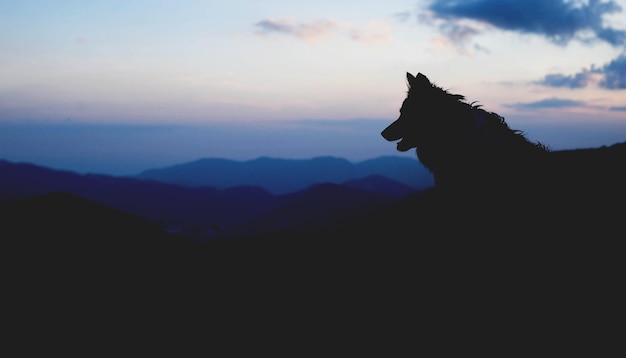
3;193;207;353
3;192;428;354
5;185;626;354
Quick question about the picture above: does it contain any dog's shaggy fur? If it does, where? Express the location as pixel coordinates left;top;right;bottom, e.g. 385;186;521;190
383;72;626;209
381;72;626;341
383;73;548;194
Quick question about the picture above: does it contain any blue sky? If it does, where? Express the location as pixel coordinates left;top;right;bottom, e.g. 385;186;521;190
2;0;626;175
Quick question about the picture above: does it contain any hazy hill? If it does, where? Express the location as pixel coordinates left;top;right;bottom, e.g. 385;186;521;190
231;182;395;236
343;174;417;198
135;155;434;194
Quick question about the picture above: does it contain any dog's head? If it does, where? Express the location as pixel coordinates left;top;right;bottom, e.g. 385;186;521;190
381;72;435;152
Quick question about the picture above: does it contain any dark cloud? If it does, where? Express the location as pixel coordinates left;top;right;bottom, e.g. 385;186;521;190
537;69;597;88
609;105;626;111
428;0;626;46
538;53;626;89
507;97;586;110
600;53;626;88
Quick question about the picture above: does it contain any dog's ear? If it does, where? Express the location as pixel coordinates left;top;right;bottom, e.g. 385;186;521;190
406;72;416;88
407;72;431;88
415;72;431;86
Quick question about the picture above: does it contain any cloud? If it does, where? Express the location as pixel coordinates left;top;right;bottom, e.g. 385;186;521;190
393;11;412;23
428;26;490;54
538;68;600;88
418;9;490;53
600;53;626;88
439;21;481;45
254;18;393;45
538;53;626;89
609;105;626;111
348;21;394;45
506;97;587;110
427;0;626;46
254;18;339;43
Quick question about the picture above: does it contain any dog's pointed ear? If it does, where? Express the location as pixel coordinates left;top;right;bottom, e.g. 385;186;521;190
407;72;431;88
406;72;416;87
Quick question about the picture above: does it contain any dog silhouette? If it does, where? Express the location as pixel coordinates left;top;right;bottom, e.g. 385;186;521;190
381;72;626;343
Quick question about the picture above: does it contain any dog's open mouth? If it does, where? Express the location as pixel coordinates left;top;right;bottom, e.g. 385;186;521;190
395;138;413;152
382;122;415;152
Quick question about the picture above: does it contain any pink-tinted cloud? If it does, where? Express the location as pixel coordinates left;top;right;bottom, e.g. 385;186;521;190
349;21;394;45
254;18;340;43
254;18;394;45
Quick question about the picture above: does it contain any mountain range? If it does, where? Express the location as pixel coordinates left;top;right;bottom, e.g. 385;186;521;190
0;156;431;237
135;155;434;194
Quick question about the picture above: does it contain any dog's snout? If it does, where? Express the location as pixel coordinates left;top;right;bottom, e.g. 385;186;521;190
382;120;402;141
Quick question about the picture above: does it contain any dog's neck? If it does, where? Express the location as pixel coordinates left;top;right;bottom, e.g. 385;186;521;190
466;107;489;147
419;104;546;193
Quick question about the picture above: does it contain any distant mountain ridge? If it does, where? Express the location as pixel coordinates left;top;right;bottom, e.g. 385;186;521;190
135;155;434;194
0;158;423;237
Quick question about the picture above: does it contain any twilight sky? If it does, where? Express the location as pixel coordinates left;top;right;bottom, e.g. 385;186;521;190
2;0;626;175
